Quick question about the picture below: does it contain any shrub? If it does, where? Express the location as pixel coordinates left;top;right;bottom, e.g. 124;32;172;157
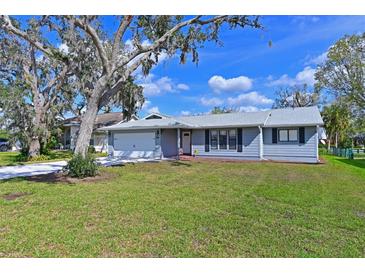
27;154;50;162
88;145;96;154
65;153;98;178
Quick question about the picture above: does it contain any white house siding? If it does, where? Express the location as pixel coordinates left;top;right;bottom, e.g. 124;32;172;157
69;126;79;150
243;127;260;158
109;129;162;159
263;126;318;163
161;129;178;158
191;127;260;159
91;133;108;152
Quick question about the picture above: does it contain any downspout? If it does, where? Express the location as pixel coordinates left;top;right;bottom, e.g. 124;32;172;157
260;111;272;161
258;126;264;161
177;128;181;160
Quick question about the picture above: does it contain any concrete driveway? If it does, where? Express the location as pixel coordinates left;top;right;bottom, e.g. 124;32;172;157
0;161;68;180
0;157;164;180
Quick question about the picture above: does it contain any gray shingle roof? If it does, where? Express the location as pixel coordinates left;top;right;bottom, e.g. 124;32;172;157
99;106;323;131
265;106;324;127
64;112;125;128
176;111;270;128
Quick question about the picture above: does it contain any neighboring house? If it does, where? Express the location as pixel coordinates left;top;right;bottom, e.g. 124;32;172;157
63;112;136;152
99;106;324;163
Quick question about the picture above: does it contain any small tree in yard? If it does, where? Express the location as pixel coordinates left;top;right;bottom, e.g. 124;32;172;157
1;15;262;159
0;19;74;157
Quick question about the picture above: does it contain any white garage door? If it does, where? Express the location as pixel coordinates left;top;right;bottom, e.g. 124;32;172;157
113;131;156;158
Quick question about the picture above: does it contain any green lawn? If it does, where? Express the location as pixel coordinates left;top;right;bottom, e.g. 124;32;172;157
0;150;106;166
0;155;364;257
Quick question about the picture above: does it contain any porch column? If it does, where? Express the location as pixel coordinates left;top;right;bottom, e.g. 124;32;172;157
258;126;263;160
177;128;181;158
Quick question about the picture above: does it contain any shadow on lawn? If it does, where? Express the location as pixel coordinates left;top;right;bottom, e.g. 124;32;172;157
169;161;192;167
336;158;365;169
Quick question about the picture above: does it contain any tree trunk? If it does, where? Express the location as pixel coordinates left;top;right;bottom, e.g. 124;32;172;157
28;108;44;158
327;134;331;151
28;137;41;158
335;132;338;148
74;95;100;158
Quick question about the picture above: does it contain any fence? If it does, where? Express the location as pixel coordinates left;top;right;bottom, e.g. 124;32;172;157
330;147;365;159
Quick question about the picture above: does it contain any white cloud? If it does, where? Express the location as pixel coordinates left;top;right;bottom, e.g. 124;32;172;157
138;75;189;96
208;75;253;93
304;52;328;66
295;66;316;86
267;66;316;87
200;97;224;107
180;110;191;116
227;91;273;106
147;106;160;114
177;83;190;91
140;100;151;110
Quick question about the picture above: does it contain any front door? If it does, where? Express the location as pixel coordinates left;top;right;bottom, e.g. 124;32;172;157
182;131;191;155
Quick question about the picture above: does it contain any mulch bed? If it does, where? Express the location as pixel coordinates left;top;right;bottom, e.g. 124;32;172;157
25;171;116;184
2;192;31;201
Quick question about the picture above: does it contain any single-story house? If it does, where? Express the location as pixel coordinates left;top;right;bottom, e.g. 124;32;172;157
99;106;324;163
63;112;137;152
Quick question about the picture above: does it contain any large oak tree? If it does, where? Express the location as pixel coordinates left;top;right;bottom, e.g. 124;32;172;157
1;15;262;157
0;18;73;157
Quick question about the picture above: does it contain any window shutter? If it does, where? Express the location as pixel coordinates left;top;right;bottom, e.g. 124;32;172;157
299;127;305;144
237;128;243;152
272;128;277;144
205;129;210;152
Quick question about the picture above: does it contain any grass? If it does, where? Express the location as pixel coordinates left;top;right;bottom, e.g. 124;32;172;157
0;150;107;166
0;155;365;257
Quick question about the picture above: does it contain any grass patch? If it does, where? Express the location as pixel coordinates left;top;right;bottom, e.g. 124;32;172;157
0;155;364;257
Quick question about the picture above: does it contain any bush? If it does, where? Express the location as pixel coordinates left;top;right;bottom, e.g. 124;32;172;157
88;145;96;154
27;154;50;162
65;153;98;178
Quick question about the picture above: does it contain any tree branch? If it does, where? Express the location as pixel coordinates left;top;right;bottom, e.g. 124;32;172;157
112;15;133;67
42;64;69;109
66;16;110;74
0;15;59;59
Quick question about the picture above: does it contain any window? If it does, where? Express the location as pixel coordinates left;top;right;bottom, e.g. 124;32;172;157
279;130;288;142
288;129;298;141
278;129;298;142
229;129;236;150
211;130;218;150
219;130;227;149
210;129;237;150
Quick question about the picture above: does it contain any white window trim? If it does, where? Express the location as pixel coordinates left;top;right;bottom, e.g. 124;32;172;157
278;128;299;143
210;129;237;151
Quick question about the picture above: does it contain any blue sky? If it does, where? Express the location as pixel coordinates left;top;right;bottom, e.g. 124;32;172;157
130;16;365;117
16;15;365;117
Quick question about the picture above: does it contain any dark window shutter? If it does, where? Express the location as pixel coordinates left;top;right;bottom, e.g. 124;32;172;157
237;128;243;152
272;128;277;144
205;129;210;152
299;127;305;144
